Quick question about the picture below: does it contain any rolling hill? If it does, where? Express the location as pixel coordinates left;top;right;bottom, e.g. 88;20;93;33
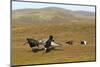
12;7;95;23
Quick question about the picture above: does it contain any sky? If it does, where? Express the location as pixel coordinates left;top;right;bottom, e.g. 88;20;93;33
12;1;95;12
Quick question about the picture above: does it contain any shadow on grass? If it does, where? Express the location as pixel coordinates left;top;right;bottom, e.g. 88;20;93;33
32;48;44;53
31;47;63;53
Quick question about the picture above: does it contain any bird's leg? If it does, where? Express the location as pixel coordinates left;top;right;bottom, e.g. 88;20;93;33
42;48;47;54
37;44;39;48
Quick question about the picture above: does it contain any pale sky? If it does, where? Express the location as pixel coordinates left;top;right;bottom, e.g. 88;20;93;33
12;1;95;12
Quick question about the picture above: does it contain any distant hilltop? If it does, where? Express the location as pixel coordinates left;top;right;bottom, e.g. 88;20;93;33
12;7;95;23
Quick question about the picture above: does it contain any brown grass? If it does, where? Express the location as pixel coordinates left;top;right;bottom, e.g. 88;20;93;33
12;21;96;65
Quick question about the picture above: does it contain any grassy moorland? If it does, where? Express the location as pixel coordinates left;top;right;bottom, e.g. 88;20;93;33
12;7;96;65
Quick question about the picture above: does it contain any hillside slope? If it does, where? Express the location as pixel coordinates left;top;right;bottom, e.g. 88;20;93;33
12;7;95;23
